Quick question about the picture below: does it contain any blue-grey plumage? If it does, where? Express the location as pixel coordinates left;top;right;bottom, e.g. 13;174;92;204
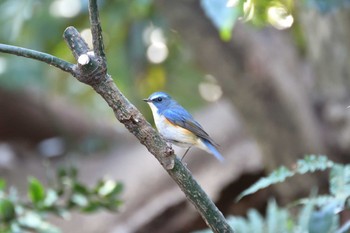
143;92;224;162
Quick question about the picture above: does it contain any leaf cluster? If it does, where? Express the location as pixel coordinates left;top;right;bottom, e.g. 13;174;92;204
200;0;350;41
195;155;350;233
0;167;123;233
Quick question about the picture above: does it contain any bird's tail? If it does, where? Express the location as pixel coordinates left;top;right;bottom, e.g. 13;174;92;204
202;139;224;162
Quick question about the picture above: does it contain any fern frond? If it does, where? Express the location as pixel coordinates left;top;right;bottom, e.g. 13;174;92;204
237;155;332;201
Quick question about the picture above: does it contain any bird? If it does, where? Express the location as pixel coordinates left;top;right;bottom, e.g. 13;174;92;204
143;91;224;162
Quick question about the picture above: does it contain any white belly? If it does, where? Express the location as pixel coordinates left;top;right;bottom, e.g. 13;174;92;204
149;105;197;148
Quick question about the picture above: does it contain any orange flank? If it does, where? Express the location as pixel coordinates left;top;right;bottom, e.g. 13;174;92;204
164;117;196;138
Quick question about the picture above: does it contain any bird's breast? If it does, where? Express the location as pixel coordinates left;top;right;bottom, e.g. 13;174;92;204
153;113;197;147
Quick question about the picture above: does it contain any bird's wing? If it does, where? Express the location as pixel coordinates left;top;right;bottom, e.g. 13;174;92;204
163;108;217;146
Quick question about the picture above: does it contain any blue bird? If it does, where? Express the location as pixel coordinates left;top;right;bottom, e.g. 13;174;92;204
144;92;224;162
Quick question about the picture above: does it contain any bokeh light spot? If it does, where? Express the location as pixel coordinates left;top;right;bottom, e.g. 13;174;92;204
267;6;294;30
50;0;81;18
147;43;168;64
199;75;223;102
243;0;254;21
226;0;239;8
144;26;168;64
80;28;93;49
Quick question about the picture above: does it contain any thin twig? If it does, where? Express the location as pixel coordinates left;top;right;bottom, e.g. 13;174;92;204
0;43;75;74
88;0;106;61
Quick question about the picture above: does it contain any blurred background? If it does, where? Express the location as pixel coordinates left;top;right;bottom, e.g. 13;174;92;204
1;0;350;232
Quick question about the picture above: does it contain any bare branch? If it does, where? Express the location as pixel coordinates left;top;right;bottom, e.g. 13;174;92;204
63;26;106;85
63;26;90;61
0;43;75;74
88;0;106;61
169;159;234;232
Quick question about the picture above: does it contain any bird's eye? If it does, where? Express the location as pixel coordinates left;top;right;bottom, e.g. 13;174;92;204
157;97;162;102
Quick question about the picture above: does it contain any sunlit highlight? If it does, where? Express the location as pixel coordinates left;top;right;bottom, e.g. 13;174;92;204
243;0;254;21
144;26;169;64
150;28;166;44
80;28;93;49
267;6;294;30
147;42;168;64
226;0;239;8
50;0;81;18
199;75;223;102
98;180;117;196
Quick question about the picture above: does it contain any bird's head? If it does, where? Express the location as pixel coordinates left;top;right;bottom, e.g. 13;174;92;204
143;92;174;112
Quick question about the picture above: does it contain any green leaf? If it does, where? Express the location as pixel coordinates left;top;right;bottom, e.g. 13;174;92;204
0;179;6;191
330;164;350;200
237;155;334;201
246;209;264;233
0;198;15;222
291;195;335;208
57;167;67;179
28;177;45;205
69;167;78;180
54;208;70;220
226;216;250;233
266;199;289;233
43;189;59;207
106;199;123;211
298;196;315;231
71;194;88;207
308;201;340;233
295;155;333;174
73;183;89;195
18;211;61;233
98;180;117;196
97;180;123;197
236;166;294;201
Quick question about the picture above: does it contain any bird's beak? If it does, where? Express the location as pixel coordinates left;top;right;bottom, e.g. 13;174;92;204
143;99;151;103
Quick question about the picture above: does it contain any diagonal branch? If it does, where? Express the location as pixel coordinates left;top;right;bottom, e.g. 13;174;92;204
0;43;75;74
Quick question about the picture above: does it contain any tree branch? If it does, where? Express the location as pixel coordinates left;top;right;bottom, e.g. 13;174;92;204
0;44;75;74
88;0;106;61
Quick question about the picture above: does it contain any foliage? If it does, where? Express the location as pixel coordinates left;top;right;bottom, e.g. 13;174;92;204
200;0;350;40
195;155;350;233
237;155;333;201
0;167;123;233
200;0;242;41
